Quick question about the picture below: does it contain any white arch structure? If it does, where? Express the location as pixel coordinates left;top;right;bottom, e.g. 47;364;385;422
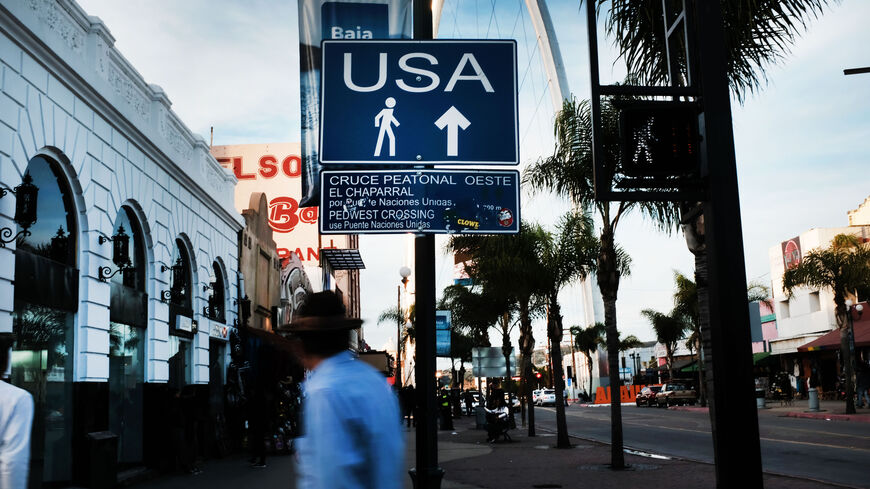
433;0;604;328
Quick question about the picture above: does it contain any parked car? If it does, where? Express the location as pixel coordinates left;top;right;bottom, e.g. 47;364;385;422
655;382;698;407
635;385;662;407
532;389;542;404
504;393;521;408
536;389;556;406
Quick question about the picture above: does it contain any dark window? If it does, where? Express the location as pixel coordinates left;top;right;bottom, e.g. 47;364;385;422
168;238;193;336
170;239;192;309
112;207;145;291
206;261;226;323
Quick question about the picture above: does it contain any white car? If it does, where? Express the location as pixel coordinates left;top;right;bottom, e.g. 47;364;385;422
532;389;542;404
536;389;556;406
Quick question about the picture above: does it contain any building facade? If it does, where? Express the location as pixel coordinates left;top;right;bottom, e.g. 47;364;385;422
767;196;870;395
0;0;241;485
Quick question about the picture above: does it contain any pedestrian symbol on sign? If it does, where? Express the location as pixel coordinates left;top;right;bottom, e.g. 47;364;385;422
374;97;400;157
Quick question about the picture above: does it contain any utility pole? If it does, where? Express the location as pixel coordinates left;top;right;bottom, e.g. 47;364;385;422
695;2;763;486
409;1;443;487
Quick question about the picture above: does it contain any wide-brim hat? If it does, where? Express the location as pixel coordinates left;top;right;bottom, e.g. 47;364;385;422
284;315;363;333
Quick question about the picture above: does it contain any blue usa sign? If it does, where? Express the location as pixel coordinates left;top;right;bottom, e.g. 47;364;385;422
319;40;518;165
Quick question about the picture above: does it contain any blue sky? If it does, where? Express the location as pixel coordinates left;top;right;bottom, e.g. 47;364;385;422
76;0;870;353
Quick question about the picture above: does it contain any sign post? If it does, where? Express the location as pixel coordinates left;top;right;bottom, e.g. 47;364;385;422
410;6;442;489
316;2;519;487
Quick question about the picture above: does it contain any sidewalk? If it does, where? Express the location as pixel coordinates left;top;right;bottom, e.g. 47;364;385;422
668;398;870;423
427;415;848;489
118;408;856;489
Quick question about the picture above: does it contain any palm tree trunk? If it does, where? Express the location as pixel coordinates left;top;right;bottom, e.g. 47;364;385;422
837;307;855;414
603;296;625;468
549;297;570;448
598;229;625;469
694;252;710;407
683;204;710;407
519;299;536;436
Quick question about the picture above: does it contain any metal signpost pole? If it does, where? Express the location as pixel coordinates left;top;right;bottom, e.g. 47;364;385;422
410;1;443;488
694;2;763;486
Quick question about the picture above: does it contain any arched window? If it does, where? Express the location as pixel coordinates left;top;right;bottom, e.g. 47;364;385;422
167;237;194;388
11;154;78;485
15;155;77;266
168;238;193;313
206;260;226;324
107;206;147;465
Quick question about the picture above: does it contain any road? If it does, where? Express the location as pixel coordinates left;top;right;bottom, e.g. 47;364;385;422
533;404;870;488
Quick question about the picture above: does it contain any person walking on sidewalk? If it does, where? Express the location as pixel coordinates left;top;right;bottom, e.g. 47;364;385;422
857;363;870;408
288;292;403;489
1;333;34;489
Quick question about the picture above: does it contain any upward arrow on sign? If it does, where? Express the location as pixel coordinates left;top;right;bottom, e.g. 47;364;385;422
434;106;471;157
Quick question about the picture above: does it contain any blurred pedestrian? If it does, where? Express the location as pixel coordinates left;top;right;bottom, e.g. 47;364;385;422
464;390;474;416
288;292;403;489
857;363;870;408
1;333;34;489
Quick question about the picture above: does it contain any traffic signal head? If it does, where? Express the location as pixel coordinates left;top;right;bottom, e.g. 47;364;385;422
535;372;542;379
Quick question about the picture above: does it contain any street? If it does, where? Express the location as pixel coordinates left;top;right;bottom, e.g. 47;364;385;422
533;404;870;488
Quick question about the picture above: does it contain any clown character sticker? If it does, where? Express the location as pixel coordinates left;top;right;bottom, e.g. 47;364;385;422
498;208;514;227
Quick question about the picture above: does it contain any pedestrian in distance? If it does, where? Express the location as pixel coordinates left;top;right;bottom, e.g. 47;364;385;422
0;333;34;489
288;291;403;489
857;363;870;408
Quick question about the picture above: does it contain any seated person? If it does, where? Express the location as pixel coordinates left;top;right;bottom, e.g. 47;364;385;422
484;397;510;443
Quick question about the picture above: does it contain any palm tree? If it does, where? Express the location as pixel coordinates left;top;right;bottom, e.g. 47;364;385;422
448;329;475;388
448;223;549;436
618;335;642;351
600;0;839;102
440;284;498;348
599;0;839;417
783;233;870;414
672;271;707;406
537;211;598;448
525;98;678;468
570;322;605;403
642;309;689;382
378;304;416;386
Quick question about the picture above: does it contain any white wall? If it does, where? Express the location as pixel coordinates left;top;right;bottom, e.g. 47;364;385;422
0;0;243;384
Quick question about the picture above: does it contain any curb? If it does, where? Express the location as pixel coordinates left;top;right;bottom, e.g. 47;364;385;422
782;411;870;423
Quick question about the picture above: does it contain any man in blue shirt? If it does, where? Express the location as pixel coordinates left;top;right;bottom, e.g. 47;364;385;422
288;292;403;489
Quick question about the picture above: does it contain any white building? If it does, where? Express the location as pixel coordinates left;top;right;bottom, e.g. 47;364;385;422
0;1;241;485
768;222;870;355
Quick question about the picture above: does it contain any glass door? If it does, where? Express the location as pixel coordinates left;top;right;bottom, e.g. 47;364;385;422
108;322;144;465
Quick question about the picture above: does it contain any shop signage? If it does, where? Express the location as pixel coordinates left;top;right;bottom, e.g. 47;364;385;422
319;169;520;234
176;315;193;333
210;322;229;340
319;40;518;165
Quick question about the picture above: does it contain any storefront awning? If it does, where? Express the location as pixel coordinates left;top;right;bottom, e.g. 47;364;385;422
321;248;366;270
245;325;297;355
798;320;870;352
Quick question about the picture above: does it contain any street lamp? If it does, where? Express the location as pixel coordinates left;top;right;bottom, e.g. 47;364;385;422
845;300;864;405
397;266;411;388
0;172;39;248
98;225;133;281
